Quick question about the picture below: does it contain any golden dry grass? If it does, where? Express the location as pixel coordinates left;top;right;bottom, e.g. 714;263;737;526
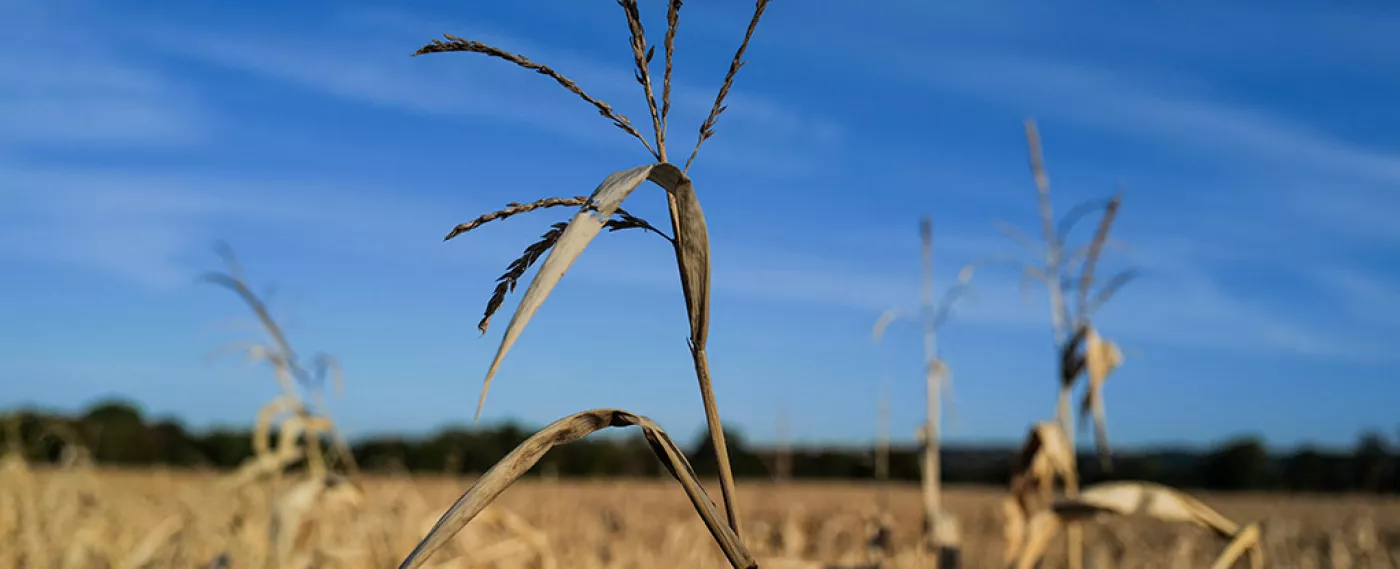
9;468;1400;568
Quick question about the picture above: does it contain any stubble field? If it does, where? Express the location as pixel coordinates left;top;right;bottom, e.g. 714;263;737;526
6;467;1400;568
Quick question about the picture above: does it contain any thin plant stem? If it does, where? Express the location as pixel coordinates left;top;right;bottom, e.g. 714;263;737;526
689;344;741;534
876;381;891;514
919;218;943;554
1025;118;1082;569
657;70;744;535
775;399;792;482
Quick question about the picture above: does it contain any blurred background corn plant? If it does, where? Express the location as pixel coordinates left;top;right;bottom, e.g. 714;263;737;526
871;217;983;567
202;246;369;567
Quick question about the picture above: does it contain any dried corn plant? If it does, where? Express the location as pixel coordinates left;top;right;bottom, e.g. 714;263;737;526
202;245;358;486
1002;420;1078;554
997;121;1268;569
406;1;772;567
202;247;369;566
871;217;980;565
1009;481;1265;569
1010;119;1136;473
995;119;1140;569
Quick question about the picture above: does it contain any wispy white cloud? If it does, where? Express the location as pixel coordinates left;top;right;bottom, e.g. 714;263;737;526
671;232;1389;363
0;215;198;289
149;31;626;148
551;243;1274;362
910;54;1400;187
4;45;1377;365
124;7;842;175
1288;186;1400;245
1311;266;1400;330
0;165;476;289
0;6;210;149
894;52;1400;328
333;5;847;150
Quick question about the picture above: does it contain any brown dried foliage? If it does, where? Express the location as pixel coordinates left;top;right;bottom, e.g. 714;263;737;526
619;0;664;157
474;209;668;335
662;0;683;134
414;35;658;159
417;3;775;561
445;197;597;241
398;409;756;569
1015;119;1141;569
684;0;771;172
202;248;360;482
1010;482;1266;569
446;197;669;335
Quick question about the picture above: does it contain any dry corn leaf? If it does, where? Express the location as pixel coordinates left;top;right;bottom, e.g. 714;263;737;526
1013;511;1062;569
1052;481;1242;533
398;408;754;569
473;163;708;421
1012;421;1077;507
1078;326;1124;470
648;163;710;346
1013;481;1265;569
1215;523;1264;569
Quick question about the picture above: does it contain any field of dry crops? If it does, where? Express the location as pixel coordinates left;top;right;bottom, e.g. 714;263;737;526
6;467;1400;568
3;4;1384;569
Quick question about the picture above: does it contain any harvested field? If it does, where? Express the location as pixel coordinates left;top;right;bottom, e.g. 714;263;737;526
7;468;1400;568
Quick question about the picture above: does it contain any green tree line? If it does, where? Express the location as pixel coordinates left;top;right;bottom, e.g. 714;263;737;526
3;399;1395;493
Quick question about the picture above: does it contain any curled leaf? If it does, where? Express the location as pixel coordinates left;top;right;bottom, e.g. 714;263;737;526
871;309;904;342
646;163;709;346
200;270;296;375
1013;481;1264;569
1087;268;1140;315
399;408;755;569
1054;197;1113;248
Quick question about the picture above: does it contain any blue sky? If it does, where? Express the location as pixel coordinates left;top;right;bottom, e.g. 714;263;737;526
2;0;1397;451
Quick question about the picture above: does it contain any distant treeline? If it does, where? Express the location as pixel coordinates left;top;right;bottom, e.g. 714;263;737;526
3;399;1396;494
